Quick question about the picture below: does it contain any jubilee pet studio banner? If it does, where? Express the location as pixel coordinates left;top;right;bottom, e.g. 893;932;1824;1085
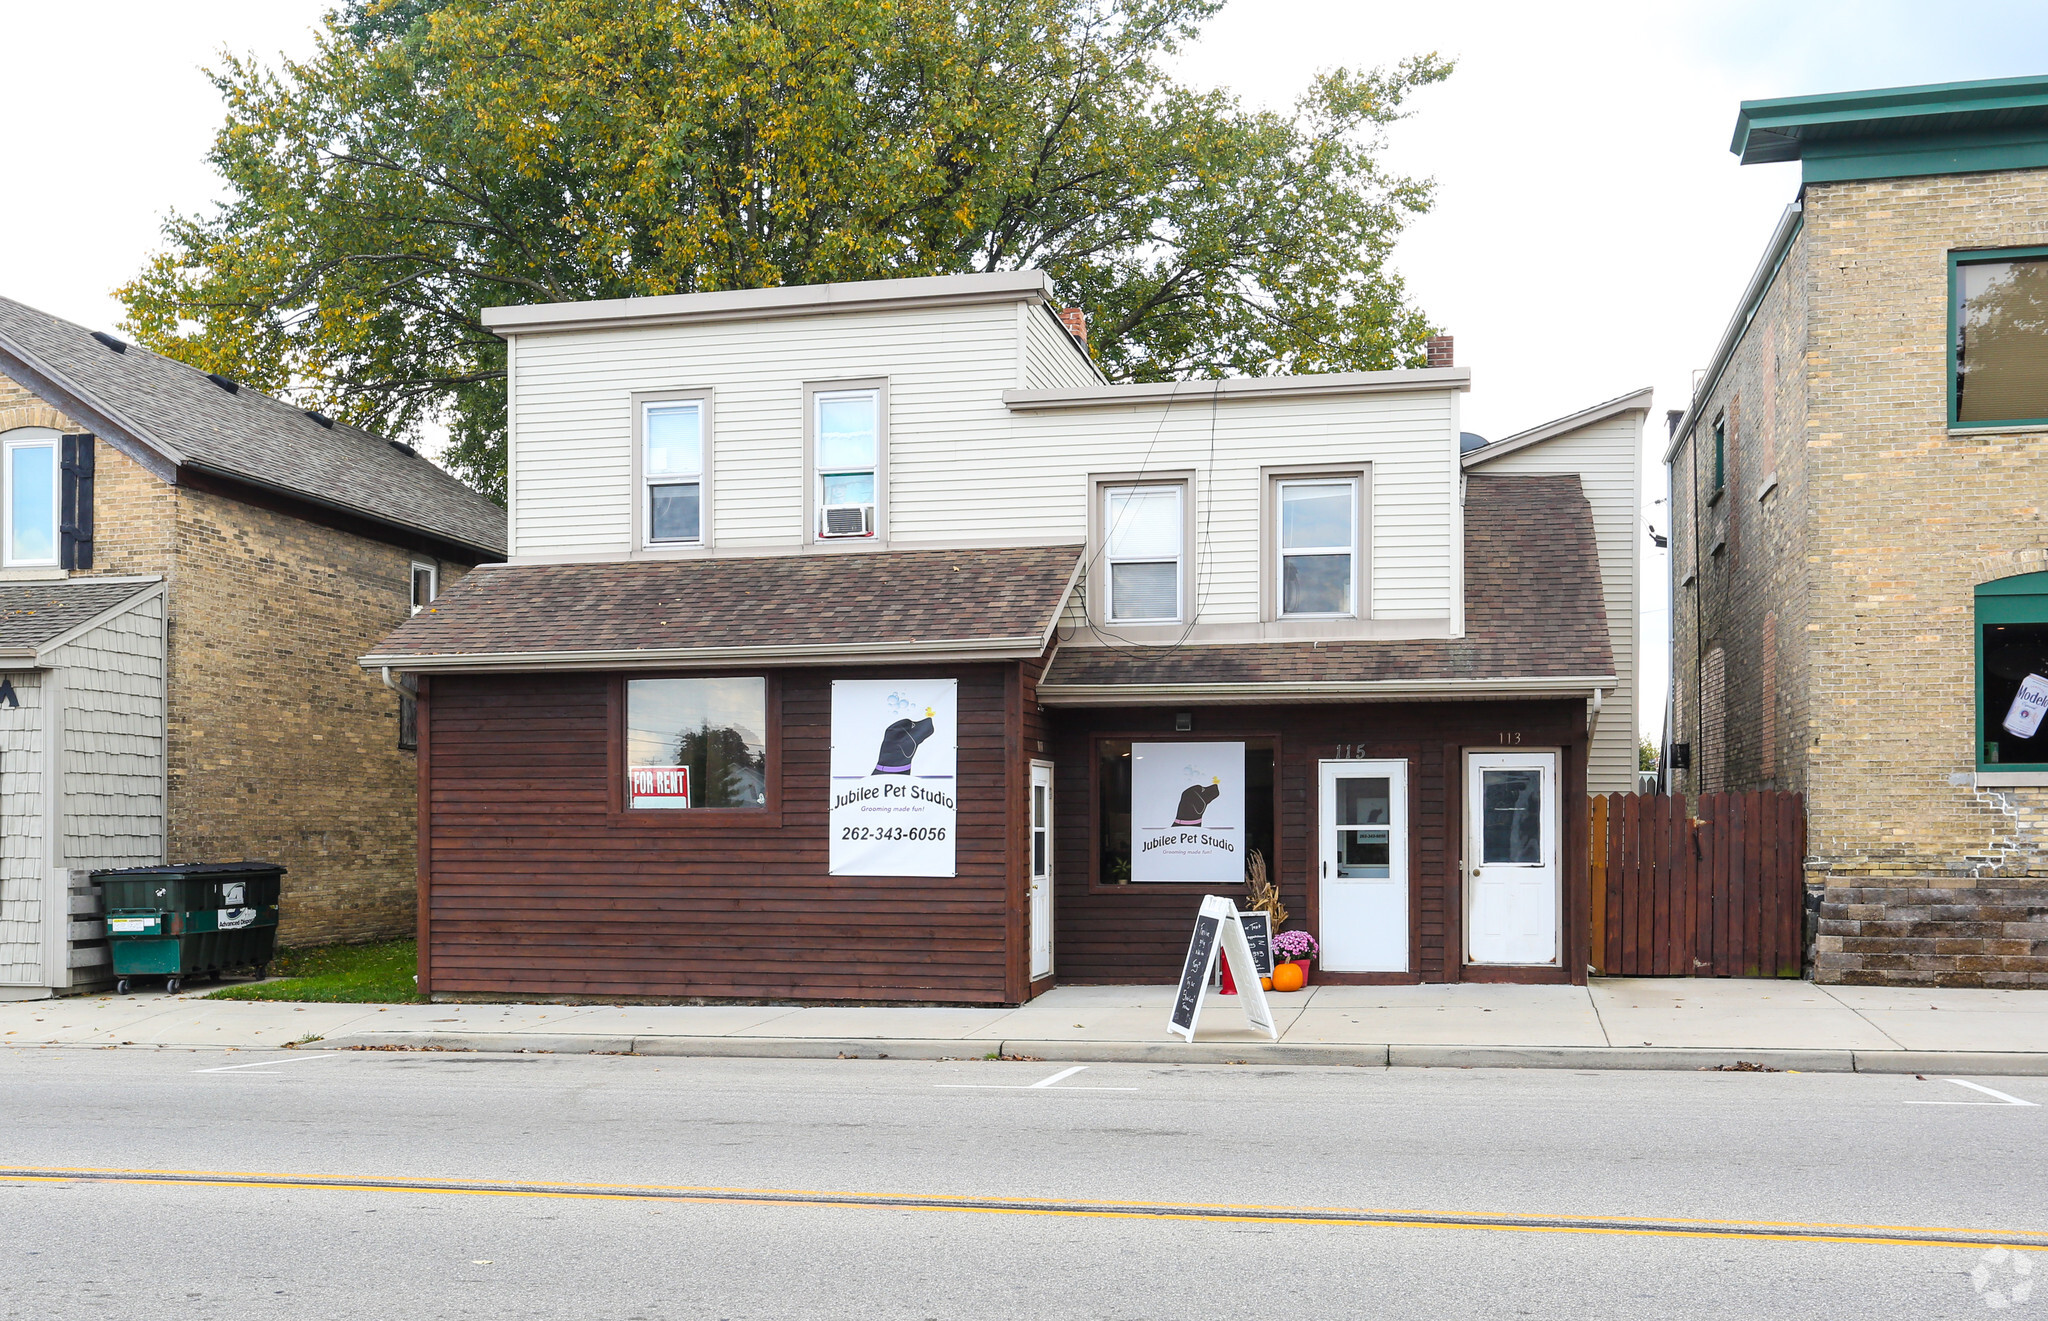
1132;741;1246;884
830;679;959;877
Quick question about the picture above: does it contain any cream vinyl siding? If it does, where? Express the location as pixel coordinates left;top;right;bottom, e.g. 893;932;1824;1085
506;298;1461;623
1021;302;1102;390
1470;412;1644;794
511;301;1023;556
1004;394;1458;622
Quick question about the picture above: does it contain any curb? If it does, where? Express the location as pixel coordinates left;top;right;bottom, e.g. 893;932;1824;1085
316;1032;2048;1076
1851;1051;2048;1076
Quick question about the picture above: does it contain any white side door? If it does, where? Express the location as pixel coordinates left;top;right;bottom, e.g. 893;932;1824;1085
1465;751;1559;966
1029;761;1054;981
1318;759;1408;973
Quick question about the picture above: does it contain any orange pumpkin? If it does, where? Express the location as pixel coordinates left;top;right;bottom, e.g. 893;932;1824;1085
1271;962;1306;993
1259;976;1274;991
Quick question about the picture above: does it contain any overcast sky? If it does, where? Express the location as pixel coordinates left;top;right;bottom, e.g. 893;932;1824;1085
4;0;2047;738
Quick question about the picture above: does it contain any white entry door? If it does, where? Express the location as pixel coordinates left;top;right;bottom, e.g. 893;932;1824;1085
1029;761;1054;981
1465;751;1559;966
1318;760;1408;973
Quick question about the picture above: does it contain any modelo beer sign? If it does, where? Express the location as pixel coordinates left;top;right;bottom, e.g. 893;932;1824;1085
1131;741;1246;883
828;679;959;877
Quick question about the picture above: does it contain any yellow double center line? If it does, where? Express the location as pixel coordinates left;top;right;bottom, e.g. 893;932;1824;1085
6;1166;2044;1252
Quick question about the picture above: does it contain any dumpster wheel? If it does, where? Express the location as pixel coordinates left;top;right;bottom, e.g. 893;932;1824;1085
164;977;181;994
114;978;131;995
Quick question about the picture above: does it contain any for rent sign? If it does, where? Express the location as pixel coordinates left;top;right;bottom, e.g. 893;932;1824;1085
629;765;692;808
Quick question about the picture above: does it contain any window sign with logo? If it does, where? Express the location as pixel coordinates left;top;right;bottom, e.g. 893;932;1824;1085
829;679;958;876
1130;742;1246;883
2003;672;2048;741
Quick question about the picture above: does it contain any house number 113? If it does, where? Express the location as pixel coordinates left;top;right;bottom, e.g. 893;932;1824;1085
1497;732;1523;745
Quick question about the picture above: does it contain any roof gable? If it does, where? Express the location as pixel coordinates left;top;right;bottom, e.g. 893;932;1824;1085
0;296;506;558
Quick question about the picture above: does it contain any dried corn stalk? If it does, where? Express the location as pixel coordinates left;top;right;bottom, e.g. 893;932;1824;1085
1243;849;1287;927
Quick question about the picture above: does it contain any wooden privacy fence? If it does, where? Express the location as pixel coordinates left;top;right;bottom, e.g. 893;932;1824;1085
1589;792;1806;978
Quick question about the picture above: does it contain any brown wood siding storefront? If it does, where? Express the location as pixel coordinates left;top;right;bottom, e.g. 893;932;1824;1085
1044;699;1590;986
419;664;1025;1002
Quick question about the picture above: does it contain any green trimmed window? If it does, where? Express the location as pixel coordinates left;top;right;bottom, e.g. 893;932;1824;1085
1977;572;2048;770
1952;247;2048;428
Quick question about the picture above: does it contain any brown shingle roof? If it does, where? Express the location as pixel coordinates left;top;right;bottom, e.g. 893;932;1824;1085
1040;474;1614;692
364;544;1083;667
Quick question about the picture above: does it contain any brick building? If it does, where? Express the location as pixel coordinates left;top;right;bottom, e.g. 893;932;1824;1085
0;295;503;994
1665;76;2048;986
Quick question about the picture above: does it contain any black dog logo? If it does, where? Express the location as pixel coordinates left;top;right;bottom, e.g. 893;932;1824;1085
1173;776;1221;826
873;706;936;775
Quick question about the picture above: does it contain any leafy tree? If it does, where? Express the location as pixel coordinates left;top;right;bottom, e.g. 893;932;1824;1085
1640;738;1658;774
120;0;1451;500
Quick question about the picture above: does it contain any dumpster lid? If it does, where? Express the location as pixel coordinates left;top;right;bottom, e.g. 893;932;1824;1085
91;862;287;880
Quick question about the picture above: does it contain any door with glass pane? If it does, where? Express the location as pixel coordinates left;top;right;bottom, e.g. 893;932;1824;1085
1465;751;1559;966
1029;761;1054;981
1318;760;1408;973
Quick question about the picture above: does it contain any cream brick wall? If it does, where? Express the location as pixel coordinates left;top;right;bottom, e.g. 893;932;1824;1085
1670;168;2048;985
0;367;481;947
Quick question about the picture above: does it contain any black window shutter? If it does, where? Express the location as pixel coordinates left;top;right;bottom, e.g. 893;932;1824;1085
60;433;95;570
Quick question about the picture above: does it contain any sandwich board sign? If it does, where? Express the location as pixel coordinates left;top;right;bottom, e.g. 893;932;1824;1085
1167;895;1277;1043
1237;910;1275;978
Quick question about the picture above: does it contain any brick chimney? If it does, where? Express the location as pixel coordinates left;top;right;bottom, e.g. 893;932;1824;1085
1059;306;1088;348
1424;334;1454;369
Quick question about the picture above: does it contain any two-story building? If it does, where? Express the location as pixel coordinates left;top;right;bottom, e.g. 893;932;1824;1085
0;296;504;997
1665;75;2048;987
366;272;1645;1003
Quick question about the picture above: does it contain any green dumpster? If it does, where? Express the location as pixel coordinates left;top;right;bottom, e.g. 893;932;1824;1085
94;863;285;994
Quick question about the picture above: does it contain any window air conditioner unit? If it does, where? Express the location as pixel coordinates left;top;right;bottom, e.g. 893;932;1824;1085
821;504;875;538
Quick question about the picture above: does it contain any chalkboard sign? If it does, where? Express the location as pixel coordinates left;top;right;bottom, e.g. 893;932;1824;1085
1170;914;1221;1035
1238;910;1274;978
1167;896;1278;1043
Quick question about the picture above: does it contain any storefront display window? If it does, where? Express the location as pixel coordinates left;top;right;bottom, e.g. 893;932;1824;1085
1096;737;1274;883
627;677;769;809
1977;572;2048;772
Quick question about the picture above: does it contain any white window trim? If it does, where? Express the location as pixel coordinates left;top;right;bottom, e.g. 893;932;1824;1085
1261;464;1370;624
803;378;889;548
630;388;715;553
1090;473;1194;627
410;562;438;615
2;427;61;569
1275;476;1360;620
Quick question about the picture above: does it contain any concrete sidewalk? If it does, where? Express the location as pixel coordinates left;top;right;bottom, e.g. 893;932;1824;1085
7;978;2048;1073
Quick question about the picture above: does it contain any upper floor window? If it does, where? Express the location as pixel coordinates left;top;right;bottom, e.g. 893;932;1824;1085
643;399;704;544
813;388;882;540
1103;483;1184;623
1954;248;2048;428
1;427;58;567
1277;478;1358;617
1711;412;1726;494
410;562;438;615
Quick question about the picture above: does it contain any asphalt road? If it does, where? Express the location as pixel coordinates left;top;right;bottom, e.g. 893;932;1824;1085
3;1047;2044;1319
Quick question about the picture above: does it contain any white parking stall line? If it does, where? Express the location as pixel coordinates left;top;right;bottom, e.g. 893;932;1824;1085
1030;1066;1089;1089
938;1064;1138;1092
1905;1078;2038;1107
193;1053;339;1074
